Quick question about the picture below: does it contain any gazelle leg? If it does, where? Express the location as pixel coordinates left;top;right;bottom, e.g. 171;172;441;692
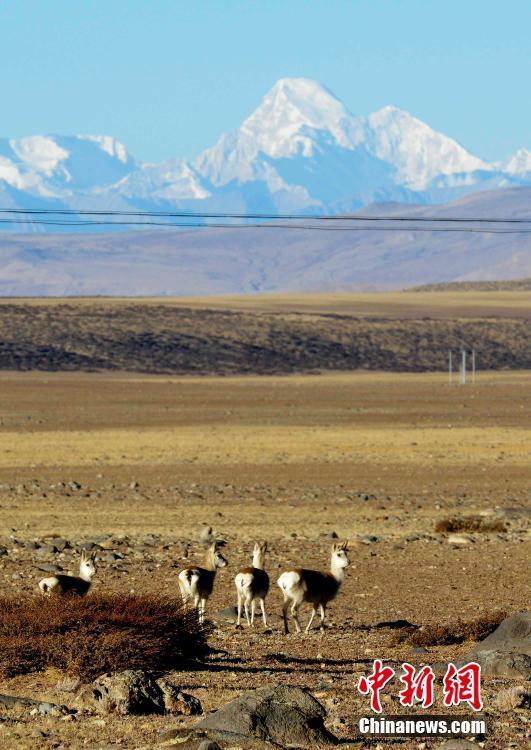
291;602;302;634
282;598;290;634
319;603;326;632
237;593;243;627
244;601;251;627
199;598;206;625
250;600;256;627
260;598;268;627
305;606;317;633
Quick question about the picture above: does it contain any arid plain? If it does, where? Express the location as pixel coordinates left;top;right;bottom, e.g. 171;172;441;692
0;292;529;749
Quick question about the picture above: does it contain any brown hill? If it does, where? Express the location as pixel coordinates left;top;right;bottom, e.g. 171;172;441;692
0;294;529;374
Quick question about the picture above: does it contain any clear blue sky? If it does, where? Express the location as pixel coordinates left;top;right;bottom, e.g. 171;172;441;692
1;0;529;163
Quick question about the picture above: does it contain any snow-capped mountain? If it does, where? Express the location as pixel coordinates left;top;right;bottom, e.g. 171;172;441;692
0;77;530;227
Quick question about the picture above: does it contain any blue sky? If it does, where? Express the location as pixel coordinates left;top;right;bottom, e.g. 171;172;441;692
1;0;529;163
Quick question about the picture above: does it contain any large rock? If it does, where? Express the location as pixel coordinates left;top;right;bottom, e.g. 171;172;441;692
77;670;164;715
462;612;531;678
468;650;531;679
471;611;530;654
194;684;337;747
77;671;202;716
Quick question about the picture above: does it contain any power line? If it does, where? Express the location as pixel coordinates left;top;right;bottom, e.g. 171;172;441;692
1;207;531;224
1;218;531;233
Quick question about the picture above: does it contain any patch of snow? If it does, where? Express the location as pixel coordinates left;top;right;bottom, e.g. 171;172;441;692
78;135;130;163
9;136;69;174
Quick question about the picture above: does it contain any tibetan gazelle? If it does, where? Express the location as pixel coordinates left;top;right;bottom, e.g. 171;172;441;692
234;541;270;628
38;550;97;596
277;541;349;634
178;541;228;624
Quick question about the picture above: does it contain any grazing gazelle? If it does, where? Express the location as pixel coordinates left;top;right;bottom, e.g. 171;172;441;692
277;541;349;634
38;550;97;596
178;542;228;624
234;541;270;628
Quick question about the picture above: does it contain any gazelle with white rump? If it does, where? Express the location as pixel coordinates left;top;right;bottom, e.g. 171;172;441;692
38;550;97;596
234;541;269;628
178;541;228;624
277;541;349;634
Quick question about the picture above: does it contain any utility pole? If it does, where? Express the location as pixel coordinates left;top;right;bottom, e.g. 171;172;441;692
449;350;453;385
460;349;467;385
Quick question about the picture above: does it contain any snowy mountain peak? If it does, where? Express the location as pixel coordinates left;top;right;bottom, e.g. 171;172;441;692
502;148;531;175
363;105;489;188
0;77;529;225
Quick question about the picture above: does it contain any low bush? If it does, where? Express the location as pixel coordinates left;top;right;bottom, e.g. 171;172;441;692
391;610;507;647
0;593;211;680
435;515;507;534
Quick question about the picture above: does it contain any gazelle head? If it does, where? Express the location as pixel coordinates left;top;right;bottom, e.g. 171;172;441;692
206;542;228;570
79;550;97;580
331;541;349;571
252;541;268;569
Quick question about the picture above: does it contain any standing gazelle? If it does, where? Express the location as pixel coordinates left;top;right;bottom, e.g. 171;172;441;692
277;541;349;634
178;542;228;624
38;550;97;596
234;541;269;628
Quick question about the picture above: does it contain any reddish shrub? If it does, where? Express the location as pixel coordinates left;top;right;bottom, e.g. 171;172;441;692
0;594;211;680
391;610;508;647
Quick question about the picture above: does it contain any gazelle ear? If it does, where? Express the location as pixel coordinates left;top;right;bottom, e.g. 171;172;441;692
80;550;87;562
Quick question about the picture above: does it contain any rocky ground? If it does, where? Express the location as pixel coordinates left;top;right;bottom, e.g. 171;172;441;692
0;370;529;748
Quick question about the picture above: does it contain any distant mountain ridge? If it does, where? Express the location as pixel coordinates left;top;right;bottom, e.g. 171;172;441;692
1;78;530;228
2;186;531;296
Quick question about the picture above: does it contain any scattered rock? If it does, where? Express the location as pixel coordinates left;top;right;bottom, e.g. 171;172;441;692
495;685;531;711
468;650;531;679
215;605;239;623
440;741;479;749
197;741;222;750
0;546;7;557
77;670;164;716
0;693;69;716
36;543;58;556
37;563;63;573
194;684;337;747
156;678;202;716
447;534;473;545
51;538;69;551
79;541;98;551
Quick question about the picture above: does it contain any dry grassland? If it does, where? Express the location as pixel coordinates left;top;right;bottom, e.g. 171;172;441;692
0;369;529;748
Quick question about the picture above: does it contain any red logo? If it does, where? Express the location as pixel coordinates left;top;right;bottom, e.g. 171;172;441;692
357;660;483;713
398;663;435;708
443;662;483;711
357;659;395;714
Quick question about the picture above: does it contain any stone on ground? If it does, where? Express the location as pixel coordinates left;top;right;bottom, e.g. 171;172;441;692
462;611;531;678
194;684;337;747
